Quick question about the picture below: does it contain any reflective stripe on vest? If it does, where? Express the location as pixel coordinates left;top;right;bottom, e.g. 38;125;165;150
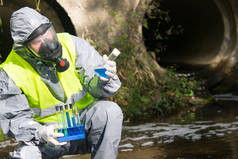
32;90;87;117
1;33;94;122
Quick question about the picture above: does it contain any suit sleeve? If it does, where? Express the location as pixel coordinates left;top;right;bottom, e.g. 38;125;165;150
0;69;42;144
70;35;121;99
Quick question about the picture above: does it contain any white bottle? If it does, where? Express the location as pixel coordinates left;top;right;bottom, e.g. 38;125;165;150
108;48;121;61
94;48;121;78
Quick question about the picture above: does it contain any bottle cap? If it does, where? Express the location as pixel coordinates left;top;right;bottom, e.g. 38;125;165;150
55;106;59;111
112;48;120;56
65;104;69;110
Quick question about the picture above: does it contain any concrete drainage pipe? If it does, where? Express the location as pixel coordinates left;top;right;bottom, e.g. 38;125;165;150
143;0;238;88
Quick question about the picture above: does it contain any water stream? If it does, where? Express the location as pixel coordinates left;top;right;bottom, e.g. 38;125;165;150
119;101;238;159
120;121;238;158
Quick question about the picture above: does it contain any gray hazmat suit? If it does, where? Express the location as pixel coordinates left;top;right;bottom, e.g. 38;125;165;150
0;7;123;159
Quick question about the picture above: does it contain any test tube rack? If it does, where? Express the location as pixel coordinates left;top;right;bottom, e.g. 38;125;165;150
58;124;85;142
56;104;85;142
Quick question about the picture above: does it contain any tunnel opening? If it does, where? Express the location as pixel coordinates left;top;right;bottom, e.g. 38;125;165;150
0;0;76;63
143;0;225;73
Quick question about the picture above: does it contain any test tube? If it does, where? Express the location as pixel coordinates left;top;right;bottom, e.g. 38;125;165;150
76;106;81;125
60;106;68;136
70;104;77;127
55;106;62;133
65;104;72;127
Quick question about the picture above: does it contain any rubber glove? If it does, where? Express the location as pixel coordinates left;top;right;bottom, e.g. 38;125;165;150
38;124;67;146
100;54;117;81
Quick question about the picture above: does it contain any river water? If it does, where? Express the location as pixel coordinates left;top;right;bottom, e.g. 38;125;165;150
119;101;238;159
0;101;238;159
120;121;238;159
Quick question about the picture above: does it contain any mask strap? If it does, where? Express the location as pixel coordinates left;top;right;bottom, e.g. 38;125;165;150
24;45;41;59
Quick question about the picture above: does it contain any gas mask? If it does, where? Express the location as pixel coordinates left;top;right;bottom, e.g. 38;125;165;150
26;23;69;72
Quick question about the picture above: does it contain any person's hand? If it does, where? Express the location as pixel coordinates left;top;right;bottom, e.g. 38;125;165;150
38;124;67;146
100;54;117;81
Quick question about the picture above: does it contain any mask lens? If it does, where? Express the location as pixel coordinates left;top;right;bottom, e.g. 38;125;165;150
27;26;58;54
27;25;62;60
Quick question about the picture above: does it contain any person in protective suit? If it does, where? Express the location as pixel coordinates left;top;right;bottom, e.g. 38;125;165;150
0;7;123;159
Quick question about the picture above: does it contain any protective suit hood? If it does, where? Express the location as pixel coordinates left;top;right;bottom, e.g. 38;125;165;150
10;7;50;46
10;7;69;72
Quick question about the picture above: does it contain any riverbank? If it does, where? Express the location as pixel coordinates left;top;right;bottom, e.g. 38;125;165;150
64;147;165;159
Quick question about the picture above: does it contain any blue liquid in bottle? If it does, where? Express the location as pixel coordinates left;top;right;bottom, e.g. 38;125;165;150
94;68;109;79
94;48;120;79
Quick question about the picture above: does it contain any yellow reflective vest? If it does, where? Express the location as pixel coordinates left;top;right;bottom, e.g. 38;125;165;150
1;33;94;123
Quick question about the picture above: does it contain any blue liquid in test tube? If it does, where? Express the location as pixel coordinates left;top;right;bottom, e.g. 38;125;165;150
65;105;72;128
60;106;68;136
70;104;76;127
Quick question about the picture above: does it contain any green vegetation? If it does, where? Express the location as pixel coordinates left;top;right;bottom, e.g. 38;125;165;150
35;0;41;11
143;1;184;56
114;64;207;121
183;112;196;124
0;16;2;28
0;129;6;141
0;16;3;33
154;66;206;117
82;1;210;122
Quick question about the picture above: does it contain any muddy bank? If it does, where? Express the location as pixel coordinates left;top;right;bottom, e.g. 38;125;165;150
61;147;165;159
